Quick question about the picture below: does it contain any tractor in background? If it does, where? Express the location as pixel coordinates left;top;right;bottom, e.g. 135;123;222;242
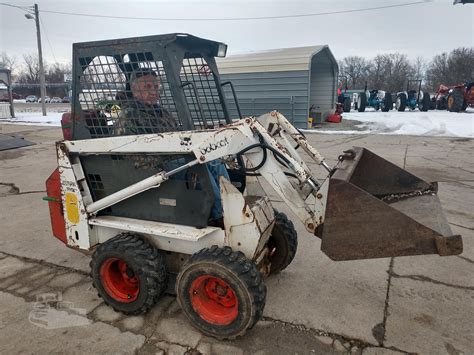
357;82;392;112
433;84;450;110
447;82;474;112
395;79;431;112
434;82;474;112
337;76;351;113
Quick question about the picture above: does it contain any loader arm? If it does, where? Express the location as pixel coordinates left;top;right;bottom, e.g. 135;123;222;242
193;112;462;260
61;112;462;260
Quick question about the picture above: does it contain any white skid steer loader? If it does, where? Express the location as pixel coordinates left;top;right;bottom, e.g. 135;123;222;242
44;34;462;339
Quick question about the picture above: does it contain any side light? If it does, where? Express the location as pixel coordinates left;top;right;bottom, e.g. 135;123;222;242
217;43;227;58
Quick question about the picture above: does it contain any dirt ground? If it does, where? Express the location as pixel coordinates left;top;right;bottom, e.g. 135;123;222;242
0;123;472;354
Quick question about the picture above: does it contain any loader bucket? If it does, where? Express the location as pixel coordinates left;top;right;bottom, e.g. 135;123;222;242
320;147;462;261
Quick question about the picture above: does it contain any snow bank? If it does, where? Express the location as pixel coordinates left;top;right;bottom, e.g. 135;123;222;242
348;110;473;137
2;109;474;138
308;109;474;138
0;111;63;127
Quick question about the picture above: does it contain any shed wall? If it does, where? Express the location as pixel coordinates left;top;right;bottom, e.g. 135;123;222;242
309;49;338;121
220;70;309;126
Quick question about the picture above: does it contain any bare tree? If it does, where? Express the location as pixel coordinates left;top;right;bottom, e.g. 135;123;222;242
338;56;369;89
46;62;72;83
17;54;46;84
366;54;386;90
447;47;474;83
361;53;416;93
338;48;472;94
0;52;17;75
411;56;427;82
388;53;413;92
426;47;474;91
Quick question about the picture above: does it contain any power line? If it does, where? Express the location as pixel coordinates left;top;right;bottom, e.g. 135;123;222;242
37;1;431;22
39;16;58;63
0;2;33;13
1;2;57;62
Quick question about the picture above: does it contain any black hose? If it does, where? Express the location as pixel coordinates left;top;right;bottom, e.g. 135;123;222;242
235;133;300;180
273;150;289;168
264;145;292;166
232;170;298;179
235;133;268;173
244;145;267;172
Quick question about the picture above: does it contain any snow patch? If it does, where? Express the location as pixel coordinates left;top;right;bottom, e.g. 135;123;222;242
2;109;474;138
0;111;63;127
305;109;474;138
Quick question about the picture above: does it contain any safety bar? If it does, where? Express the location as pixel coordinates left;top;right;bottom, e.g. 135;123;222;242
181;81;208;129
221;81;243;119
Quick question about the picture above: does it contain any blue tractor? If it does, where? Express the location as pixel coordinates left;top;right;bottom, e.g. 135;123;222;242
395;79;431;112
357;82;392;112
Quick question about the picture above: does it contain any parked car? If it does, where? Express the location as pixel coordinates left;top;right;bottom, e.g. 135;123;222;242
38;96;51;103
26;95;38;102
0;89;9;102
62;96;71;103
50;97;62;103
12;92;23;100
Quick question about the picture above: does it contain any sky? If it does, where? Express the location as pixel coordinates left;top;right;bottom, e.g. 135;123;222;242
0;0;473;66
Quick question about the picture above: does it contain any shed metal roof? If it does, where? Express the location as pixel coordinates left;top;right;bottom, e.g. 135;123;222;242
217;45;329;74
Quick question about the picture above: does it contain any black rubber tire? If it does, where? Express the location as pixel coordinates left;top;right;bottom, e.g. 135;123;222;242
337;94;344;105
343;97;351;112
90;233;167;315
357;92;367;112
381;92;392;112
419;91;431;112
176;246;266;340
268;212;298;274
396;93;407;111
447;88;465;112
436;97;447;110
430;97;437;110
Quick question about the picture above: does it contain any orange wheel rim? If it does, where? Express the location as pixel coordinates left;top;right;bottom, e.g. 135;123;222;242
447;96;454;108
100;258;139;303
190;275;238;325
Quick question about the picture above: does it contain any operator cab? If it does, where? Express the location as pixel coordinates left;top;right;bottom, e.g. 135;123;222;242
71;33;233;140
67;34;242;228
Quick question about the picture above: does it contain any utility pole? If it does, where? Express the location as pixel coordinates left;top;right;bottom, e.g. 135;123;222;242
0;3;47;115
34;3;47;116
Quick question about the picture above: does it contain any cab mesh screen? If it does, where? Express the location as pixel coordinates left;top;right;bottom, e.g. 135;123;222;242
77;52;225;138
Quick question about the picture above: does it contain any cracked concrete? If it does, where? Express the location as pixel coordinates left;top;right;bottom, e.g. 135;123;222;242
390;271;474;291
0;181;45;196
0;182;20;196
372;257;395;346
385;277;474;354
374;139;405;347
0;255;354;354
0;123;472;354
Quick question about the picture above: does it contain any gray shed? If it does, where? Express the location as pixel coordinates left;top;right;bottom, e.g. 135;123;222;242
217;45;338;128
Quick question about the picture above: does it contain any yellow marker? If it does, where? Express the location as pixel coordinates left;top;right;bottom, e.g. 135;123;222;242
307;116;313;129
65;192;80;224
110;104;121;118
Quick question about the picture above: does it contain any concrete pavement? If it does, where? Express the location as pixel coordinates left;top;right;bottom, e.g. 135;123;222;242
0;123;472;354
